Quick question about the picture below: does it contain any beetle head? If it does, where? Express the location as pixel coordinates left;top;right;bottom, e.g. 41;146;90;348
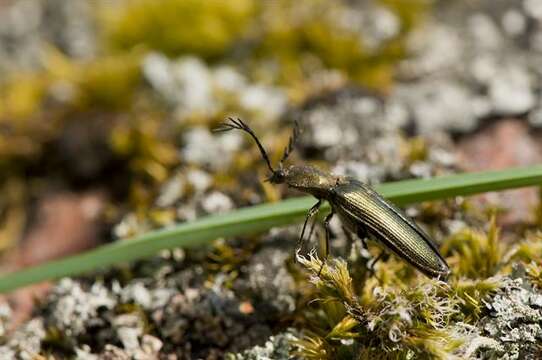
267;168;286;184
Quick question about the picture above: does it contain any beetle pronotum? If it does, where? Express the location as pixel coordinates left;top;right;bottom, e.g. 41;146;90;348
216;118;450;279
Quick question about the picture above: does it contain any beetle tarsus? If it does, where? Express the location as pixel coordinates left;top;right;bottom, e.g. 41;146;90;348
295;200;322;263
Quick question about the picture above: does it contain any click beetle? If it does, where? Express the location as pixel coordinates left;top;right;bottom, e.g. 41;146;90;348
216;118;450;279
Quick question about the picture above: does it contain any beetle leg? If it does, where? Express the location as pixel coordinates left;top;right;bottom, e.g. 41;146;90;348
342;226;354;243
356;225;370;249
368;251;390;275
307;215;318;243
295;200;322;261
318;211;334;276
342;226;358;261
357;225;368;239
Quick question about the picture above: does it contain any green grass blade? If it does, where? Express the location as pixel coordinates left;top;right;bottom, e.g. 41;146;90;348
379;164;542;205
0;165;541;293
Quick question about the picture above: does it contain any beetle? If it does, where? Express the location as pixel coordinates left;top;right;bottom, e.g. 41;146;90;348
215;117;450;279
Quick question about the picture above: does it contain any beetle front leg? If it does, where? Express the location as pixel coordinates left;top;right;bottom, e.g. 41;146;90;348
317;211;334;276
295;199;322;261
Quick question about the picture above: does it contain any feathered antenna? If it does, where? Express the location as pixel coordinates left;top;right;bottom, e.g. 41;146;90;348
214;117;275;173
279;119;300;168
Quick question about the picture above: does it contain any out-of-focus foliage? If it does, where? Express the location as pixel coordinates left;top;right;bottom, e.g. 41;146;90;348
0;0;429;241
256;0;429;91
102;0;257;60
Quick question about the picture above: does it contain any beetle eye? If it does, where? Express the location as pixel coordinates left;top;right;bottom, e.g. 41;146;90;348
267;170;285;184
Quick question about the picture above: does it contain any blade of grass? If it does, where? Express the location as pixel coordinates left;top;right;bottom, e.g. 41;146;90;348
1;165;542;293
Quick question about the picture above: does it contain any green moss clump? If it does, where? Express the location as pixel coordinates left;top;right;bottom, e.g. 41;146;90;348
401;137;429;166
525;262;542;290
103;0;256;60
291;206;542;359
0;47;179;219
449;278;501;321
441;214;503;279
75;54;142;110
257;0;429;91
294;254;465;359
0;72;48;121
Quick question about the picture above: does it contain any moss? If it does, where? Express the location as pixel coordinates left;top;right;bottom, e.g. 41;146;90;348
505;232;542;266
532;187;542;226
102;0;256;60
44;48;143;110
293;334;333;360
291;204;542;359
109;112;179;202
257;0;429;91
525;262;542;290
75;54;142;110
206;237;256;276
449;278;501;321
401;137;429;165
0;72;48;120
295;254;465;359
297;253;358;307
441;213;503;279
0;181;26;253
0;49;149;177
378;0;430;33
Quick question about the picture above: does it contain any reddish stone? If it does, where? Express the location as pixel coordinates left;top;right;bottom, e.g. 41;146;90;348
456;119;542;225
13;191;106;268
0;190;107;330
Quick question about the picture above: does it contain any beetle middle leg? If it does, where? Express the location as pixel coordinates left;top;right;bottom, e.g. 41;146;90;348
317;211;334;276
356;225;370;252
367;251;390;276
355;225;387;276
295;199;322;261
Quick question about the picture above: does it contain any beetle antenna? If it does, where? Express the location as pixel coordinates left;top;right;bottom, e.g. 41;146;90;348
214;117;275;173
279;119;299;168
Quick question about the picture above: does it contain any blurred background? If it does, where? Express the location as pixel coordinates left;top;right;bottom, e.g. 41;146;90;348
1;0;542;331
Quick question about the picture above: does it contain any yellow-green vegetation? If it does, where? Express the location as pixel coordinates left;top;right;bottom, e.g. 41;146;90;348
102;0;257;60
0;50;145;163
295;255;462;359
291;207;542;359
526;261;542;290
401;136;429;166
442;213;503;279
257;0;429;92
379;0;429;32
